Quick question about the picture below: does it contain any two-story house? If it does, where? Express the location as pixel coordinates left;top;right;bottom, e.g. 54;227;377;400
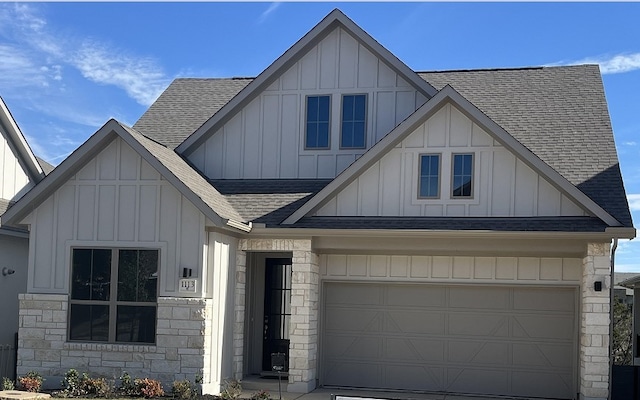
1;9;634;400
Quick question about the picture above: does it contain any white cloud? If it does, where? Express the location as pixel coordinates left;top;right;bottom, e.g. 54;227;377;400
552;52;640;75
0;3;169;106
627;194;640;211
73;41;169;106
259;2;281;23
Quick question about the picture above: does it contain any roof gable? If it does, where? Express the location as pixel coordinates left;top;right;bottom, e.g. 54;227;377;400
283;85;622;227
175;8;437;155
1;119;249;232
0;97;45;188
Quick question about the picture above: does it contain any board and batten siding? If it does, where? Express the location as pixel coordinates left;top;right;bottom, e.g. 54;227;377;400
0;129;31;201
320;254;582;284
188;27;427;180
316;103;588;218
24;137;207;297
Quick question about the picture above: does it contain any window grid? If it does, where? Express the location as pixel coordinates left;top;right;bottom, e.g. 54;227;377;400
341;94;367;149
305;95;331;149
69;248;158;344
418;154;441;198
452;153;474;198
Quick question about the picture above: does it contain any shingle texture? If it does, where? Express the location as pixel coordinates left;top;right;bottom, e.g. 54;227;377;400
134;78;251;149
134;65;632;229
0;198;10;216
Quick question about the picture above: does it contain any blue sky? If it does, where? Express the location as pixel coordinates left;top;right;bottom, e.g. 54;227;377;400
1;2;640;270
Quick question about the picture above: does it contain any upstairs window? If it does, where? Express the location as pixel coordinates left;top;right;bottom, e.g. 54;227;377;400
341;94;367;149
69;248;158;344
419;154;440;198
452;153;474;198
305;95;330;149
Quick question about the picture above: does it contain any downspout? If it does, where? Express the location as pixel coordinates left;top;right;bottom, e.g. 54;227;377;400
609;237;619;400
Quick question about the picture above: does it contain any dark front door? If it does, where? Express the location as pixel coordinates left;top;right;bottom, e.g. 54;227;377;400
262;258;292;373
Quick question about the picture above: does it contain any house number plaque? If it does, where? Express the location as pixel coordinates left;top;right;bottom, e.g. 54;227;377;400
179;278;197;293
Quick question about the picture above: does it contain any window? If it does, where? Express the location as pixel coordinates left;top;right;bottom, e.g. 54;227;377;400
419;154;440;198
341;94;366;149
69;248;158;344
452;153;474;198
305;95;330;149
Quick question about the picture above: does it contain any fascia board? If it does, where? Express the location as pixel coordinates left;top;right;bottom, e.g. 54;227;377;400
0;97;44;182
176;9;436;155
283;85;623;227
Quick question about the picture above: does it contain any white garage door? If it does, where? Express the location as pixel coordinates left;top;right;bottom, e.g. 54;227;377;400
321;283;577;399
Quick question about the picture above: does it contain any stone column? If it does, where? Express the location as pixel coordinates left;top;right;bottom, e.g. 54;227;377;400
232;248;246;380
580;242;611;400
288;240;319;393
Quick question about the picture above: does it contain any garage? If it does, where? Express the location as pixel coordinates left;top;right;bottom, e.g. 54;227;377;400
321;283;578;399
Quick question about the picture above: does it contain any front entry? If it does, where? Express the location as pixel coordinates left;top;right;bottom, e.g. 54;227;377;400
245;254;293;377
262;258;292;373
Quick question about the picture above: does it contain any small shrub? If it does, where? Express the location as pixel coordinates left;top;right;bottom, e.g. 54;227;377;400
172;379;194;400
220;379;242;400
60;369;86;397
135;378;164;398
2;377;15;390
119;372;139;396
82;376;111;397
19;371;43;392
250;389;271;400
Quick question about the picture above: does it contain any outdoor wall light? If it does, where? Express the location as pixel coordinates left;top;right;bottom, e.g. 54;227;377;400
2;267;15;276
594;281;603;291
182;267;192;278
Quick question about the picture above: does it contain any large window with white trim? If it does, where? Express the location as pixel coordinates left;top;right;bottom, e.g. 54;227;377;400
418;154;440;198
69;248;158;344
341;94;367;149
305;95;331;149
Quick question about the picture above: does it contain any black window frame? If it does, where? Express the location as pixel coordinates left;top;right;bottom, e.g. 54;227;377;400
305;95;331;150
340;94;367;149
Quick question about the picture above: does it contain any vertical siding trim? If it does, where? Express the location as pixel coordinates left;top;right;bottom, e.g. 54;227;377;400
174;195;183;293
73;182;80;241
27;208;37;291
155;185;161;242
51;189;59;289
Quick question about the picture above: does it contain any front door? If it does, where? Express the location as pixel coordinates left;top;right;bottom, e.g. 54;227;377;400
262;258;292;373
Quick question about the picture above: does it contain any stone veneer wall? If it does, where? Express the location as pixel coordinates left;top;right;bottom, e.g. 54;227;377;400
235;239;319;393
17;294;212;390
580;242;611;400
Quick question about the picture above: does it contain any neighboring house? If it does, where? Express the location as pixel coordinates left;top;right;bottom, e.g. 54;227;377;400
618;274;640;366
0;97;50;377
1;9;635;400
614;272;637;305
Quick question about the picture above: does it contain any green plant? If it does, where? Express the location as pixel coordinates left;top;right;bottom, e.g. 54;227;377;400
19;371;43;392
250;389;271;400
82;376;111;397
171;379;195;400
2;377;15;391
119;372;139;396
60;369;86;397
135;378;164;398
220;379;242;400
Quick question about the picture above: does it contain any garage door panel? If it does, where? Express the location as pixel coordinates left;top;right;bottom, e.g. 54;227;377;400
323;335;382;358
325;283;382;305
447;368;509;394
385;338;445;362
448;314;509;337
511;371;573;398
322;283;577;399
513;287;575;312
448;341;508;365
448;287;510;309
512;315;575;339
386;285;445;307
385;311;445;334
384;365;443;391
325;309;382;331
513;343;573;368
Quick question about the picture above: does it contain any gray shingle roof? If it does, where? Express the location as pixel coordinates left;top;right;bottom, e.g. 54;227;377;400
134;65;632;229
36;156;55;175
134;78;251;149
0;198;10;216
211;179;331;225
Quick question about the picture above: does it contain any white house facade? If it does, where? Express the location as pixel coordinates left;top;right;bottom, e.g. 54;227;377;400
2;10;634;400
